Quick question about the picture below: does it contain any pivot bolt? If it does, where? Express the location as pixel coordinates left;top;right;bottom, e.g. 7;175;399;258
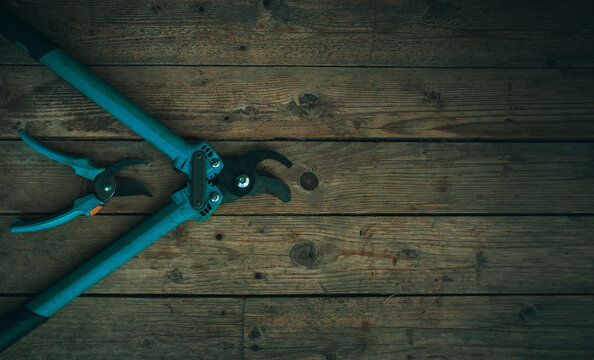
103;183;112;192
235;174;250;188
209;192;221;202
210;158;221;168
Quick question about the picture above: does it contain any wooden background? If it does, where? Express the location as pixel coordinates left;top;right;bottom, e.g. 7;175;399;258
1;0;593;359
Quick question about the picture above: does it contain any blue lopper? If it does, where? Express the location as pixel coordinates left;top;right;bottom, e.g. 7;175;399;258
0;6;292;352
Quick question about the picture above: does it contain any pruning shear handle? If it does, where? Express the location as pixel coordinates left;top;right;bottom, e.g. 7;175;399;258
11;194;103;233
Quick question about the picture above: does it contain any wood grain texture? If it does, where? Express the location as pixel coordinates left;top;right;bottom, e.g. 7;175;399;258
1;0;594;67
2;66;594;140
1;140;592;215
0;297;242;360
0;216;592;295
244;296;594;359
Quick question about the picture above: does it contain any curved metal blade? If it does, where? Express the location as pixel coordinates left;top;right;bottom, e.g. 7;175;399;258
103;160;150;179
94;160;150;202
218;150;292;199
251;174;291;203
113;178;152;198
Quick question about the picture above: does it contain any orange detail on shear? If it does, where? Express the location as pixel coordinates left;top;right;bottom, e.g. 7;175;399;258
89;205;103;216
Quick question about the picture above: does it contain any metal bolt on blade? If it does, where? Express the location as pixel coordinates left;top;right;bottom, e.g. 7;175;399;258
235;174;250;188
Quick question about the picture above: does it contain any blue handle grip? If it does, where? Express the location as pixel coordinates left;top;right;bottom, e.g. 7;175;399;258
38;49;196;174
11;193;103;233
0;6;58;60
0;306;48;353
20;130;105;180
25;188;207;317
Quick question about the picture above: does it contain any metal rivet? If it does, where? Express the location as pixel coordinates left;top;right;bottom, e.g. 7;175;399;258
210;158;221;168
235;174;250;188
209;192;221;202
103;183;112;192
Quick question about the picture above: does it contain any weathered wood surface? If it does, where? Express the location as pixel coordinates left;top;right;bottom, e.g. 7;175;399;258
2;66;594;140
0;216;592;295
244;296;594;359
0;297;243;360
0;1;593;358
2;296;591;359
1;0;594;67
1;141;592;215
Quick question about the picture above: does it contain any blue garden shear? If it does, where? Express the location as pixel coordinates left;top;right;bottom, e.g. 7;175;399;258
0;7;292;352
11;130;152;233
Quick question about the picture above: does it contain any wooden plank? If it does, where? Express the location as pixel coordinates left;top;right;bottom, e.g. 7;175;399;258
1;1;594;67
0;296;243;359
1;215;592;295
2;66;594;140
244;296;594;359
1;141;593;215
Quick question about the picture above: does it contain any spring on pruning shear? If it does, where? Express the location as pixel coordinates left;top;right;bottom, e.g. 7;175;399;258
11;130;152;233
0;6;293;352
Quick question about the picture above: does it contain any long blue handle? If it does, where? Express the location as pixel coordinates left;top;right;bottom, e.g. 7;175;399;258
0;191;201;350
0;6;195;173
25;191;198;317
39;50;195;174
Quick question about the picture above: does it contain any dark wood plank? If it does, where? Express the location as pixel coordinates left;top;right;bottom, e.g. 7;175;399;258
1;215;591;295
2;66;594;140
1;141;593;215
0;296;242;359
1;0;594;67
244;296;594;359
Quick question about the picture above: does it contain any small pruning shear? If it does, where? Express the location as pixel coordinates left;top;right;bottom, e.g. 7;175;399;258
0;6;292;352
11;130;152;233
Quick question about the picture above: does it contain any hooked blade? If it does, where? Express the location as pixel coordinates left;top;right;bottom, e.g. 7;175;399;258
250;175;291;203
113;178;152;198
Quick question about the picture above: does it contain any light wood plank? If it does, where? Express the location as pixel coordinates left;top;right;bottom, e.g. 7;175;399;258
2;66;594;140
1;1;593;67
0;296;242;359
0;216;591;295
1;141;592;215
244;296;594;359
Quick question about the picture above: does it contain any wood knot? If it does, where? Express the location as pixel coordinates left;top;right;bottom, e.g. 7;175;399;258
291;241;321;268
169;269;183;283
299;171;319;191
519;304;542;320
288;93;323;117
249;327;263;339
323;350;338;360
299;93;321;115
397;249;421;261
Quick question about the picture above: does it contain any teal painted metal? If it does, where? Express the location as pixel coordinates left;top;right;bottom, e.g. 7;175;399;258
11;130;153;233
11;194;103;233
40;49;196;174
19;129;105;180
26;186;221;317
